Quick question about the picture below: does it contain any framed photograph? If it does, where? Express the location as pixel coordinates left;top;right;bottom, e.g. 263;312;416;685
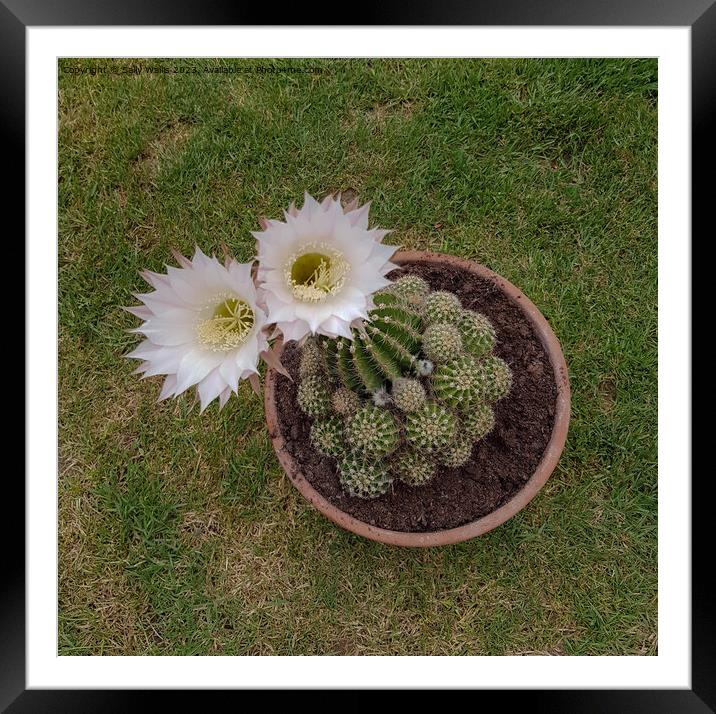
10;0;704;709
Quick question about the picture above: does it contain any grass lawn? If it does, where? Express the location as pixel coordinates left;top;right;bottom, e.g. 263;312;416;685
58;57;657;656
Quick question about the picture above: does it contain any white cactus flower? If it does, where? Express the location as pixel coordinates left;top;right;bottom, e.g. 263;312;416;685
125;247;268;411
254;192;399;343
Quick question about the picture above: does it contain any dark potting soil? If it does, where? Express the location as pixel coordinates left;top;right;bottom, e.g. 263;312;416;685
274;262;558;532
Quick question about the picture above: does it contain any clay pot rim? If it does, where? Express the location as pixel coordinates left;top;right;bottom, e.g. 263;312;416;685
264;250;571;547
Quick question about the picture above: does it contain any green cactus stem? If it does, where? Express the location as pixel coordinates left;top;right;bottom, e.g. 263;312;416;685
461;402;495;441
338;455;393;499
422;322;464;363
346;405;400;457
404;403;457;452
310;417;346;458
296;375;331;417
458;310;496;357
391;450;435;486
424;290;462;325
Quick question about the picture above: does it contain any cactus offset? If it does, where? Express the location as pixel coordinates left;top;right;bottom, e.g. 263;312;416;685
310;417;346;458
481;355;513;402
458;310;496;357
298;338;325;379
422;322;464;364
297;375;331;417
461;402;495;441
431;356;489;409
391;378;426;413
346;405;399;457
424;290;462;324
391;450;435;486
331;387;362;418
439;435;474;468
338;454;393;499
405;403;457;452
385;274;430;308
432;355;512;409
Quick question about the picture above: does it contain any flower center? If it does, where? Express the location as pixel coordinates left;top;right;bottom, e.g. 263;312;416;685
285;245;350;302
196;296;254;352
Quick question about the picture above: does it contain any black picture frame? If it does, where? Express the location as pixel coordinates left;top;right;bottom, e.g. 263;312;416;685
7;1;706;710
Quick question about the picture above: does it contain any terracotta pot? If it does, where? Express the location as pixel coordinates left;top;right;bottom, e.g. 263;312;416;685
264;250;570;547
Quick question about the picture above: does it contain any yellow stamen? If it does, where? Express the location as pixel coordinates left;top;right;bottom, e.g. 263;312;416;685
285;244;350;303
197;297;254;352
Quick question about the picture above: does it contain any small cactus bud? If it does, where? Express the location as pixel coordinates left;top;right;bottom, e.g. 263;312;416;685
424;290;462;324
389;275;430;305
392;378;426;412
331;387;362;418
298;338;325;379
432;355;513;408
296;375;331;418
346;405;399;457
416;359;434;376
404;403;457;452
461;403;495;441
371;386;391;407
482;355;513;402
338;454;393;499
439;435;474;468
391;450;435;486
431;356;488;409
422;322;464;363
458;310;496;357
310;417;346;458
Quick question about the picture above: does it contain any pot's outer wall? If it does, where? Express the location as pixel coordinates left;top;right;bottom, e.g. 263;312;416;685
264;250;571;547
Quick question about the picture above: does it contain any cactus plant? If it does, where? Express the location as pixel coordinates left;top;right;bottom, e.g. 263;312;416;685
431;356;490;409
405;403;457;452
298;338;325;379
338;454;393;499
457;310;496;357
432;355;513;409
391;450;435;486
439;435;474;468
424;290;462;324
310;417;346;458
331;387;362;418
481;355;513;401
296;280;512;499
386;274;430;308
321;294;424;394
391;378;426;413
422;322;464;363
461;402;495;441
346;405;399;457
297;375;331;417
